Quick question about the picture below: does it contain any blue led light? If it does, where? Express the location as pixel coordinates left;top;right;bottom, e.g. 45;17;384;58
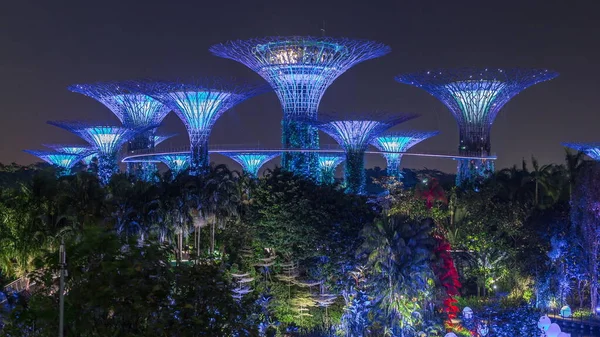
23;150;85;176
219;152;279;178
210;36;391;177
43;144;91;155
154;154;190;174
317;153;345;184
563;143;600;161
396;68;558;186
372;131;439;178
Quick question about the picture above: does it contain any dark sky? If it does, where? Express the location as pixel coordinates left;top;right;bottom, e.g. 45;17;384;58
1;0;598;174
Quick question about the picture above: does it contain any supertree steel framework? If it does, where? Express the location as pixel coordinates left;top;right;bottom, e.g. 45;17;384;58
47;121;153;184
43;144;92;155
210;36;390;178
153;133;177;147
317;153;345;185
218;151;280;178
81;152;98;166
68;82;172;179
132;79;266;175
396;68;558;186
23;150;89;176
311;113;418;194
371;131;439;179
156;154;190;175
563;143;600;161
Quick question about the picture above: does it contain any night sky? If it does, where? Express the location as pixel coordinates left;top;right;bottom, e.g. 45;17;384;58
1;0;598;174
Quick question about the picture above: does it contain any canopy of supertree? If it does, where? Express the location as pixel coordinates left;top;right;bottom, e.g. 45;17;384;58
312;114;418;194
372;131;439;178
218;152;280;178
132;79;266;174
563;143;600;161
317;153;345;185
23;150;86;176
155;154;190;174
210;36;390;178
153;133;177;147
43;144;92;155
81;152;98;166
396;68;558;186
47;121;154;184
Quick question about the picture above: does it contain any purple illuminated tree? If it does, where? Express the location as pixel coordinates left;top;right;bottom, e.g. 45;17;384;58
317;152;345;184
210;36;390;177
23;150;89;176
218;151;279;178
311;113;418;194
47;121;153;184
371;131;439;179
131;79;265;175
396;68;558;186
69;82;171;179
563;143;600;161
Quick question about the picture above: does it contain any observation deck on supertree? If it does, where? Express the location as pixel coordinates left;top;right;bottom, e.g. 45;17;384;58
395;68;558;186
311;113;418;194
317;153;345;185
47;121;153;184
68;82;172;180
210;36;390;178
132;79;265;175
563;143;600;161
217;151;280;178
372;131;439;179
23;150;88;176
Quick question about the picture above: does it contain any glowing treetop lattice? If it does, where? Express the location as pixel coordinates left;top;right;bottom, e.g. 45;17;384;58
317;153;345;184
563;143;600;161
314;114;418;152
43;144;92;155
395;68;558;155
23;150;85;171
68;82;171;127
156;154;190;173
153;133;177;146
372;131;439;178
210;36;391;119
218;151;280;177
47;121;149;155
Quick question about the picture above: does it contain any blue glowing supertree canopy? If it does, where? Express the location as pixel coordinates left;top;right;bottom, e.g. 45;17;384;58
132;79;265;173
81;152;98;165
155;154;190;174
23;150;84;175
153;133;177;147
68;82;171;128
218;152;280;177
210;36;390;119
317;153;345;184
210;36;390;177
47;121;153;184
372;131;439;178
313;114;419;152
43;144;92;155
395;68;558;156
311;113;418;194
563;143;600;161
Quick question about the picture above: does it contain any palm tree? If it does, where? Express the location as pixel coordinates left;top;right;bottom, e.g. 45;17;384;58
529;156;553;206
564;148;585;201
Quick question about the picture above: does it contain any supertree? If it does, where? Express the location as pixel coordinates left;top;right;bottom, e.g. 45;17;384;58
23;150;88;176
562;143;600;161
132;79;265;175
153;133;177;147
68;82;171;179
311;113;418;194
81;152;98;166
47;121;152;184
371;131;439;179
218;151;279;178
317;153;345;185
156;154;190;175
396;68;558;186
210;36;390;178
43;144;92;155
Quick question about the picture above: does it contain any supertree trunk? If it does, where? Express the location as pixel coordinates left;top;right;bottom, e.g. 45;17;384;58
345;150;366;195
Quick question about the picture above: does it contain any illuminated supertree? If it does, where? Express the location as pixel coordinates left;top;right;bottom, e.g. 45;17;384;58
317;153;345;185
43;144;92;155
23;150;87;176
47;121;152;184
156;154;190;174
81;152;98;166
133;79;265;175
68;82;171;179
396;68;558;186
153;133;177;147
563;143;600;161
210;36;390;177
312;114;418;194
372;131;439;179
218;151;279;178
